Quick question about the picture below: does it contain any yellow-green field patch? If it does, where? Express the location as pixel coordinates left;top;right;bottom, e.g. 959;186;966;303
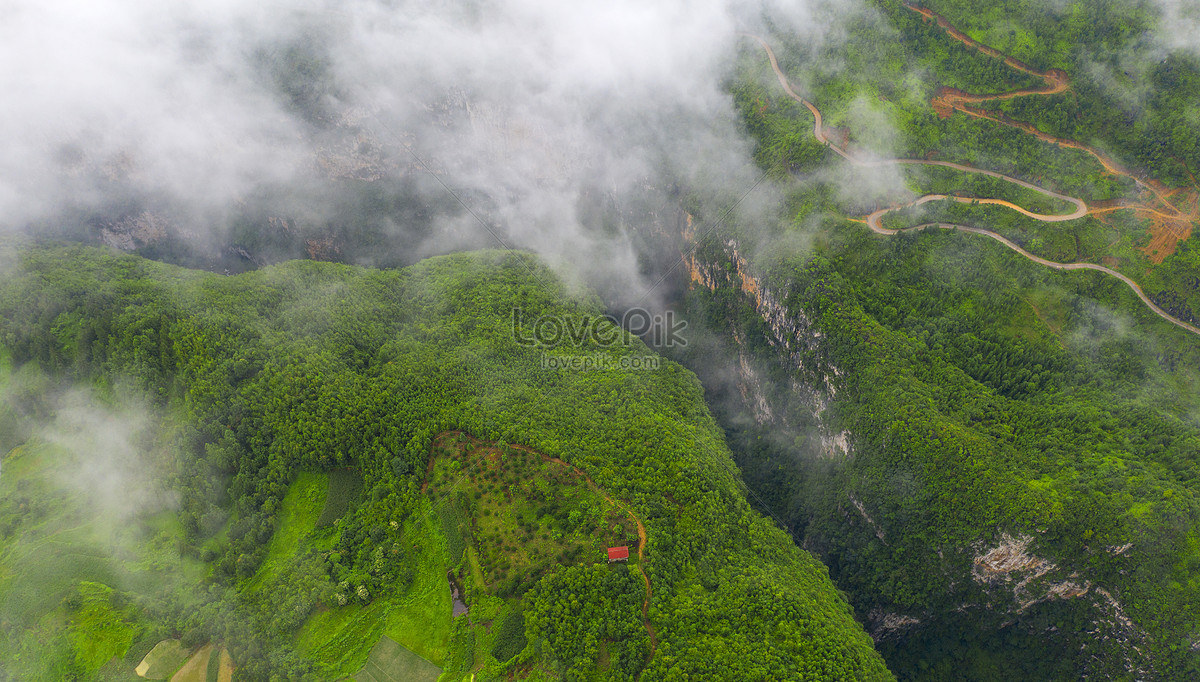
169;643;212;682
135;639;189;679
383;512;453;666
296;506;453;677
351;635;441;682
297;598;390;677
216;647;234;682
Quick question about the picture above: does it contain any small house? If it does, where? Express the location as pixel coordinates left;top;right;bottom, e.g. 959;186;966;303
607;546;629;563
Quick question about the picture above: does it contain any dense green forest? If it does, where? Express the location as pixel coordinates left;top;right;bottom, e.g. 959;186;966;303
0;242;890;681
924;0;1200;186
674;0;1200;678
741;0;1200;326
6;0;1200;680
680;222;1200;678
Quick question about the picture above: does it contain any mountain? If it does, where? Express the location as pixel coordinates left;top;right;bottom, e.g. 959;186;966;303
0;242;891;680
664;0;1200;677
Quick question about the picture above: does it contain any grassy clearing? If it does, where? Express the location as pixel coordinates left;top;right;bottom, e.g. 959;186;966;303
464;545;486;589
0;441;37;482
245;471;327;591
69;582;138;673
296;505;453;677
352;635;441;682
0;434;212;682
0;616;76;680
297;598;391;676
316;468;363;528
382;512;453;666
135;639;189;679
426;434;638;597
1;542;117;625
0;434;202;628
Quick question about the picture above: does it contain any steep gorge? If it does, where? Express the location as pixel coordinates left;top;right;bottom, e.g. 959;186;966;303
671;231;1160;678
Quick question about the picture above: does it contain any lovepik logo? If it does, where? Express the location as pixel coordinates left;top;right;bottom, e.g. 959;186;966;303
511;307;687;349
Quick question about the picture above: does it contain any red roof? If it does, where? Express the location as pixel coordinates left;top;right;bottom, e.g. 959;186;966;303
607;546;629;561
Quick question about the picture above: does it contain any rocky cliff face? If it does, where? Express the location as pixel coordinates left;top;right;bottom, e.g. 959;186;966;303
971;533;1094;614
678;231;1145;668
968;533;1144;675
99;211;172;252
683;227;850;459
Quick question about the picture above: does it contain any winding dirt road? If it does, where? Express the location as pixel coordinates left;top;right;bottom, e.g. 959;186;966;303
910;5;1194;225
746;34;1085;221
864;217;1200;336
909;4;1070;106
745;17;1200;338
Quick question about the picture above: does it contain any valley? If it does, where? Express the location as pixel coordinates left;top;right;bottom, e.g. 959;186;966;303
3;0;1200;680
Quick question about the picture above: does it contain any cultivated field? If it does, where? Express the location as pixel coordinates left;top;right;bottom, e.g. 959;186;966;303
351;635;441;682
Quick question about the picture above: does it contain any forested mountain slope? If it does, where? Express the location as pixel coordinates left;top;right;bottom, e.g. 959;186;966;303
659;0;1200;678
681;225;1200;679
0;242;891;681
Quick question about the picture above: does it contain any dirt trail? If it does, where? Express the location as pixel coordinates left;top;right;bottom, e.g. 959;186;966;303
745;18;1200;338
429;432;658;666
747;34;1083;221
541;452;658;663
743;33;853;163
861;212;1200;336
909;4;1069;109
909;4;1194;224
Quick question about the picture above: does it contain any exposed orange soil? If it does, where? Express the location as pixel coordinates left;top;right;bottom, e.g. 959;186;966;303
909;5;1069;89
746;32;1085;221
744;14;1200;337
909;3;1196;261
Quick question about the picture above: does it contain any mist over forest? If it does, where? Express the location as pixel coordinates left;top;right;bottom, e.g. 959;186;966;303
3;0;1200;680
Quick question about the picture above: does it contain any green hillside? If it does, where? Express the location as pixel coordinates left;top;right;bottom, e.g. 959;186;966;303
664;1;1200;677
0;242;891;681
